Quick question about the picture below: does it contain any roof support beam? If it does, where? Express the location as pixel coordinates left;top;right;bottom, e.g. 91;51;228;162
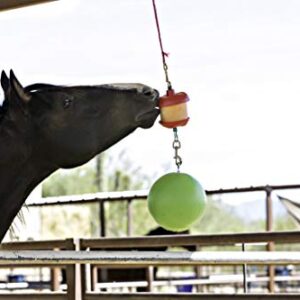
0;0;57;12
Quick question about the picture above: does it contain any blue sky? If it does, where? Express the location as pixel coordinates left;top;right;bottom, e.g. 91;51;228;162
1;0;300;190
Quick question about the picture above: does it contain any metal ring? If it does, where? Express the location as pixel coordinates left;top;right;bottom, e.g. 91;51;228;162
172;140;181;149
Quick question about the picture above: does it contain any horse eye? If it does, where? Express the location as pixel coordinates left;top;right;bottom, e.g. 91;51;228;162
63;98;73;109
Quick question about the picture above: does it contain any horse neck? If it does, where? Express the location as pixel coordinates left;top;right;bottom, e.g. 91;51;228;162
0;126;55;242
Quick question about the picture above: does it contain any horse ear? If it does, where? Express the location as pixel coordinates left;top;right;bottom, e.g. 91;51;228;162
1;70;9;94
9;70;31;103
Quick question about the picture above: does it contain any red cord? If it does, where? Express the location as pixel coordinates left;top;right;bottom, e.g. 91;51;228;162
152;0;168;62
152;0;172;89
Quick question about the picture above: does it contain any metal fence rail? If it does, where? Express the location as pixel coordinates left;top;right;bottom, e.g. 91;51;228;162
80;231;300;249
0;294;66;300
26;184;300;295
0;251;299;266
0;293;299;300
0;239;74;250
27;184;300;207
84;293;300;300
94;274;300;289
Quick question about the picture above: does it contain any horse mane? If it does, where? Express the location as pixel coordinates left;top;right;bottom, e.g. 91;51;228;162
0;83;54;123
0;83;138;122
24;83;58;92
0;99;8;123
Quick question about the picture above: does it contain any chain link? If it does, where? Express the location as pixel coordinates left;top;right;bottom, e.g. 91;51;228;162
172;128;182;172
163;63;172;90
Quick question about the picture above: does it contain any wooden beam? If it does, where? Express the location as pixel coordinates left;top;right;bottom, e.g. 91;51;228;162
0;0;57;12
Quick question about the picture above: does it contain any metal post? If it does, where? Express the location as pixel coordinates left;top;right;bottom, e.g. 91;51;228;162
233;266;239;292
242;243;248;293
99;201;106;237
127;200;132;236
65;239;80;300
146;266;154;292
50;246;61;291
266;188;275;293
98;197;106;297
80;264;86;300
91;265;98;291
50;267;60;291
95;153;106;238
195;246;203;292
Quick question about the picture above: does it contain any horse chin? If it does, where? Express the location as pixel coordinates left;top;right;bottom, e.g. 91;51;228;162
58;152;95;169
60;159;90;169
138;108;160;129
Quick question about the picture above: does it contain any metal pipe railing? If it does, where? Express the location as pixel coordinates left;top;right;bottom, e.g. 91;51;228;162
0;251;299;266
80;231;300;249
27;184;300;207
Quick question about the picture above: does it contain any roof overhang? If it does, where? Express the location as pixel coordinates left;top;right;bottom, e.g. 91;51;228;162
0;0;57;12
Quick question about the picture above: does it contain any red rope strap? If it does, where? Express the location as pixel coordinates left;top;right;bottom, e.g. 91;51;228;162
152;0;172;89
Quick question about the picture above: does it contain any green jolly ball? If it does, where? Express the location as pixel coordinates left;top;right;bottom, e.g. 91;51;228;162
147;172;207;232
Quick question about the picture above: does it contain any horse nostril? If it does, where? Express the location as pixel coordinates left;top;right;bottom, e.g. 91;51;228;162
141;87;159;105
143;88;153;97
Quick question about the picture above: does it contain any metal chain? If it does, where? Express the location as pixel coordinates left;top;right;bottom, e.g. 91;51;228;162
172;128;182;172
163;63;172;90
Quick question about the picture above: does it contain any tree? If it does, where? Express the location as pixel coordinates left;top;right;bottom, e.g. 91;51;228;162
192;197;247;234
41;151;157;238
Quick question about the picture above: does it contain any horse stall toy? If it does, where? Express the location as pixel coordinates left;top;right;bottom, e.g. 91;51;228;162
148;173;206;232
0;70;160;242
159;89;190;128
147;0;207;232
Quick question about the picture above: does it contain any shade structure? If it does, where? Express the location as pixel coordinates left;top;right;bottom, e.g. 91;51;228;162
278;195;300;226
0;0;57;12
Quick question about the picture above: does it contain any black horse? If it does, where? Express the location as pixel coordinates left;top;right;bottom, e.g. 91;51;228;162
0;70;159;241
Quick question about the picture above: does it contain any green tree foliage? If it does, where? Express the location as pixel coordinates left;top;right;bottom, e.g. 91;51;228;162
41;151;157;238
274;215;299;250
192;198;247;234
41;152;299;241
41;161;99;239
249;215;299;251
42;163;98;197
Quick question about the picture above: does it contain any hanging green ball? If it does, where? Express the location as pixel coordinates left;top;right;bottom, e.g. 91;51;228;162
147;172;207;232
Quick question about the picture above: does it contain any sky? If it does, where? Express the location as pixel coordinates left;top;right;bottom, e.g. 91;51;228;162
1;0;300;191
